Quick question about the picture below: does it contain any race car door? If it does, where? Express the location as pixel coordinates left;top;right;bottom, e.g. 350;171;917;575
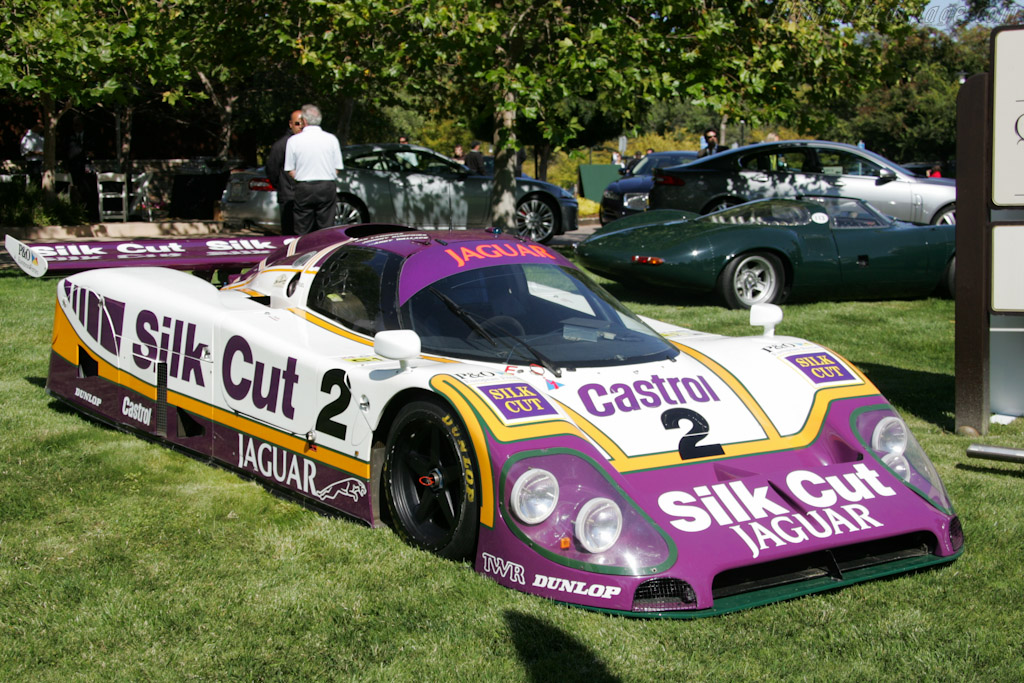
828;200;942;296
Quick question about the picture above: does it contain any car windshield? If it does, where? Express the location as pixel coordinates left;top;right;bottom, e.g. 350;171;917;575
631;154;692;175
400;262;678;369
803;196;895;227
703;200;815;226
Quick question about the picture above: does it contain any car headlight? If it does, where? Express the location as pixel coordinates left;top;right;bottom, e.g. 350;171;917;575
500;451;674;574
855;407;952;512
575;497;622;553
871;416;911;482
510;468;559;524
623;192;649;212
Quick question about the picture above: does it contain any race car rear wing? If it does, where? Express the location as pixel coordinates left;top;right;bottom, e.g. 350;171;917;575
5;234;293;277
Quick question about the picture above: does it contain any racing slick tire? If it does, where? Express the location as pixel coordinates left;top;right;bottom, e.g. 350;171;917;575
718;251;788;309
383;400;479;561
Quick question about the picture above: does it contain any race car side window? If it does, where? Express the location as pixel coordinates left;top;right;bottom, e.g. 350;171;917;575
308;247;401;335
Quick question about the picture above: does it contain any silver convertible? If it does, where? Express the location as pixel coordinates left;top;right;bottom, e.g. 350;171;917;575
648;140;957;225
221;143;578;243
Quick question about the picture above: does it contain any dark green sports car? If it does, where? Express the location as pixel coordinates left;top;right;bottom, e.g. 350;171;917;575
576;197;956;309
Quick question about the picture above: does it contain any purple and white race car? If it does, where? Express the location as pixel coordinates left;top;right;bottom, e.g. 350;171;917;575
10;225;962;617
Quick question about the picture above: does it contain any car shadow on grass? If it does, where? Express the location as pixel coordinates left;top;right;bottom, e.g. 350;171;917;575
850;362;954;432
504;610;621;683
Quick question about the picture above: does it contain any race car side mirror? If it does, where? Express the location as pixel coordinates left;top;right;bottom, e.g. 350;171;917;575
374;330;421;372
749;303;783;337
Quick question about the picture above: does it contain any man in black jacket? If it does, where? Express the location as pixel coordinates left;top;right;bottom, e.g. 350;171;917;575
266;110;305;234
464;141;487;175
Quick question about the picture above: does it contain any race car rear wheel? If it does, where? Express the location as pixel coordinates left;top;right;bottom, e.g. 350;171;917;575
383;400;479;561
718;251;786;309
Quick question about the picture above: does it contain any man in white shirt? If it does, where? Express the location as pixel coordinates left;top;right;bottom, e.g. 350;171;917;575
284;104;344;234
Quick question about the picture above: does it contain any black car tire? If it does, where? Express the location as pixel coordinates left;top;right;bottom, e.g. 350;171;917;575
383;400;479;561
942;256;956;298
335;194;369;226
718;251;787;309
515;195;558;244
931;204;956;225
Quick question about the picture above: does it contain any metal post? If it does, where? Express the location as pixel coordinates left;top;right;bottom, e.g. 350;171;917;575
954;73;991;436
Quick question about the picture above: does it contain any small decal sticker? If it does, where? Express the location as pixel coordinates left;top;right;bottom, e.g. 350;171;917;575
482;382;557;420
786;352;854;384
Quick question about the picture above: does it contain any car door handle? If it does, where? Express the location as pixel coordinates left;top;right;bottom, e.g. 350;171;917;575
832;179;845;187
753;174;769;182
857;255;869;267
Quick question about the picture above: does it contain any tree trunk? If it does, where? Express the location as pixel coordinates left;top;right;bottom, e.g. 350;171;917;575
39;93;67;205
490;92;517;232
117;106;134;171
197;71;236;160
535;142;552;182
335;95;355;146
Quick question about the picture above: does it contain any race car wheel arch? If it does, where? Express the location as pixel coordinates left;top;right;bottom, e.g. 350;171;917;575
382;396;480;561
716;250;791;309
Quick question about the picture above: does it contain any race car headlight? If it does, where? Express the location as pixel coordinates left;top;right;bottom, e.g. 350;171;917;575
871;416;910;482
510;468;559;524
500;451;675;575
575;497;622;553
855;408;952;512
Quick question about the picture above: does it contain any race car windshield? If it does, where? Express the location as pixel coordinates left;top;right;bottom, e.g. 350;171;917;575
400;263;679;368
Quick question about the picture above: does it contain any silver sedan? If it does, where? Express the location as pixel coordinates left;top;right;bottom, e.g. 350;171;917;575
221;143;578;242
648;140;957;225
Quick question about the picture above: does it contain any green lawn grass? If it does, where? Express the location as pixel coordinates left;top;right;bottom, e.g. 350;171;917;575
2;271;1023;681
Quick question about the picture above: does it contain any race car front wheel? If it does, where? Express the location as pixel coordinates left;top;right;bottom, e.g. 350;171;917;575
383;400;479;561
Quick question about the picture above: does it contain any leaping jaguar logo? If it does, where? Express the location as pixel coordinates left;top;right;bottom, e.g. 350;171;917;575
312;477;367;502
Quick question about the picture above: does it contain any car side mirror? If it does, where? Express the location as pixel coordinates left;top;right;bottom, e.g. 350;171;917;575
750;303;783;336
374;330;421;372
876;168;896;185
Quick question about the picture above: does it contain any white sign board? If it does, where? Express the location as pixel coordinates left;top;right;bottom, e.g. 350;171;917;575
992;27;1024;206
992;225;1024;311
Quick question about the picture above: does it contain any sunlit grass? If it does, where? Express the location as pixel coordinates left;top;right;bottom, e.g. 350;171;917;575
2;272;1022;681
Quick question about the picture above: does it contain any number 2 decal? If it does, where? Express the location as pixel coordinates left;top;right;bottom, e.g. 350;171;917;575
316;369;352;441
661;408;724;461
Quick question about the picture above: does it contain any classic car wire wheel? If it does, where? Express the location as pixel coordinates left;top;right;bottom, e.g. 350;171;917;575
515;197;557;243
720;252;784;309
383;400;479;560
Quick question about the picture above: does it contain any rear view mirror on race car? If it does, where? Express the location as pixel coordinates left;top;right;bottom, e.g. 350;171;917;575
749;303;783;336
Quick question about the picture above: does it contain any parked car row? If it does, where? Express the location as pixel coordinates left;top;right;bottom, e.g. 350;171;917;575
647;140;957;225
221;143;578;243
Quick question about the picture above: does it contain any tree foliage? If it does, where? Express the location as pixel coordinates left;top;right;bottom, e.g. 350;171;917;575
822;24;990;163
2;0;965;218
